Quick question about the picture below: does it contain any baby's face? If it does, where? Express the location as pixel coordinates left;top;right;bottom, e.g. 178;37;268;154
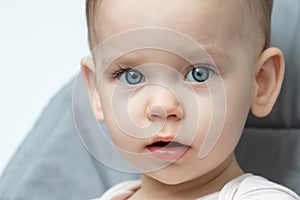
92;0;257;184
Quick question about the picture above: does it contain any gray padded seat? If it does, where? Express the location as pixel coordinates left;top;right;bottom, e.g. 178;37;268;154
0;0;299;199
236;0;300;194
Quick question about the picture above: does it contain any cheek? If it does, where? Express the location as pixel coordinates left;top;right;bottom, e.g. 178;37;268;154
97;86;132;148
225;73;253;123
127;90;151;128
194;73;254;162
188;97;213;147
98;85;150;153
215;78;253;152
103;115;145;153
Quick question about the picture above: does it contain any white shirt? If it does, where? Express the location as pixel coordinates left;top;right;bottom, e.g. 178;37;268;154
94;174;300;200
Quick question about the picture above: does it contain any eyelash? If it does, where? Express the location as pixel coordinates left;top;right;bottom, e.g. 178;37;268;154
110;66;131;79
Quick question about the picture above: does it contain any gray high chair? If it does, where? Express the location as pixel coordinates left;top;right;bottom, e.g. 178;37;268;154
0;0;299;199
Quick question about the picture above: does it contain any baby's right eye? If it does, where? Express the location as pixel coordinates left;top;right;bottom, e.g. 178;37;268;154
119;69;145;85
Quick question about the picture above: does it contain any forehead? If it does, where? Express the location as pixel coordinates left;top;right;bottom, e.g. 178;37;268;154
94;0;243;44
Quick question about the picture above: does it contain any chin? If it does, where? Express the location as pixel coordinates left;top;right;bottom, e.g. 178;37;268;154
147;168;195;185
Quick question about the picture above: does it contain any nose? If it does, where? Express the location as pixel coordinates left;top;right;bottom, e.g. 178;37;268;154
146;87;182;121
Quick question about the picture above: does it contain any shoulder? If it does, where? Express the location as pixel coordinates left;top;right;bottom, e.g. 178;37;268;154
219;174;300;200
92;180;141;200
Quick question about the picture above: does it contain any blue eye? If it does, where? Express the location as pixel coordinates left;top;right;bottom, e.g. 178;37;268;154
119;69;144;85
185;64;214;82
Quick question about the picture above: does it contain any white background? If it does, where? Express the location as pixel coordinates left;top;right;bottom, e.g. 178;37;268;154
0;0;90;176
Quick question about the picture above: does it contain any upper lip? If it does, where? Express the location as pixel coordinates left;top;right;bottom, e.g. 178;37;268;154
147;135;189;147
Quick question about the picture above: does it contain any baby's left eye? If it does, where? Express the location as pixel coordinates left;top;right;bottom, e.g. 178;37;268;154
185;64;214;82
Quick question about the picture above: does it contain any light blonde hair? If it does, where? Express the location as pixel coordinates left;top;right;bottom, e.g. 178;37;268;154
86;0;273;51
86;0;101;50
237;0;274;51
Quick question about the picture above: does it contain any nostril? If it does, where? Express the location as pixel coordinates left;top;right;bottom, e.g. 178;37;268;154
148;105;167;120
147;104;182;121
169;113;179;119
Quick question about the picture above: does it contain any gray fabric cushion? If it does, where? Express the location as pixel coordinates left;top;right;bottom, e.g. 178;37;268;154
236;0;300;195
0;0;299;199
0;78;138;200
0;80;103;200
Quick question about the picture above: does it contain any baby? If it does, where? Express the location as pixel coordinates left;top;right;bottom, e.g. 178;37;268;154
81;0;300;199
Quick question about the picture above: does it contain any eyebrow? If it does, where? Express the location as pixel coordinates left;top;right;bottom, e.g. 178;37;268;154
100;53;142;68
98;44;229;68
201;45;229;59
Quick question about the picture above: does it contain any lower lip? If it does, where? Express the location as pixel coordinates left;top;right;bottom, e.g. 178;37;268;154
146;145;190;160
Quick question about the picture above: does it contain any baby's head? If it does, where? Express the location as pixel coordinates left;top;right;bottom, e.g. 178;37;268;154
85;0;273;54
81;0;284;185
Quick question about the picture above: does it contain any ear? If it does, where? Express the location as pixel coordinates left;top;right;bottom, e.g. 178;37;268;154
251;47;285;117
81;56;104;122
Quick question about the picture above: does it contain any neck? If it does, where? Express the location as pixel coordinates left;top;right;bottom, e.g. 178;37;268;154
131;154;243;200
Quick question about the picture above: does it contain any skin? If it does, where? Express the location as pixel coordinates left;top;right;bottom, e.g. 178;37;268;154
81;0;285;199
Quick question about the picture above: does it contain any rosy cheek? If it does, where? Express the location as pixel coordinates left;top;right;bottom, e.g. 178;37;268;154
127;92;152;129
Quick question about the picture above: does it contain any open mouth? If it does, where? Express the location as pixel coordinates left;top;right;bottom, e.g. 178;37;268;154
149;141;185;147
146;141;190;160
